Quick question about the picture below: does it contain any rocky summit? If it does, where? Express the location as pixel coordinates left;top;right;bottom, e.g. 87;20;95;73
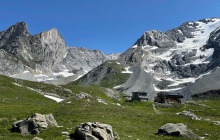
0;22;118;83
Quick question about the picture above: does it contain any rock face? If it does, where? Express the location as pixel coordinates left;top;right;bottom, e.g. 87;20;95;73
0;22;118;83
116;17;220;100
135;30;176;48
72;122;115;140
156;123;200;139
11;113;58;135
62;47;117;74
0;22;67;73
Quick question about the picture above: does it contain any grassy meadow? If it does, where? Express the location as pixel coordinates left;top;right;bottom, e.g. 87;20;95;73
0;75;220;139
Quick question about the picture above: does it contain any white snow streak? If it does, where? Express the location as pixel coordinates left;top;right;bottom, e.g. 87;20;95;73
44;95;64;102
121;67;133;73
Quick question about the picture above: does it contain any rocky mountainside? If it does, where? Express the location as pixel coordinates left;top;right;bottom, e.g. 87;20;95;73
115;18;220;100
0;22;118;83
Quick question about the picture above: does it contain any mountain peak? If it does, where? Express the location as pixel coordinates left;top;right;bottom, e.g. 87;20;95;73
8;21;29;37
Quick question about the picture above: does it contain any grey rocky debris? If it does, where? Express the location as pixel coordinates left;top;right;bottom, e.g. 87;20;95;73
156;123;201;139
104;88;120;99
11;113;58;135
118;66;156;101
176;110;201;120
182;67;220;100
71;122;115;140
75;93;92;99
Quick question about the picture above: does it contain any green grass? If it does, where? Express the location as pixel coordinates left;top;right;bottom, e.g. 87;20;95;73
98;61;130;88
68;60;130;88
1;75;220;139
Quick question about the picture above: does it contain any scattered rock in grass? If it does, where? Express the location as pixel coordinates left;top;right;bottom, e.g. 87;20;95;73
104;88;120;99
11;113;59;135
176;110;201;120
32;137;43;140
71;122;115;140
61;131;69;135
75;92;92;99
97;98;108;105
156;123;201;139
212;121;220;125
63;88;73;94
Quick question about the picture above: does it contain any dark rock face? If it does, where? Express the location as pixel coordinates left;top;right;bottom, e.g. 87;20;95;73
135;30;176;48
153;60;207;78
205;27;220;70
11;113;58;135
71;122;115;140
165;22;198;43
156;123;200;139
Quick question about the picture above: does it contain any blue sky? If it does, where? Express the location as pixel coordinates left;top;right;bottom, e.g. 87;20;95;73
1;0;220;54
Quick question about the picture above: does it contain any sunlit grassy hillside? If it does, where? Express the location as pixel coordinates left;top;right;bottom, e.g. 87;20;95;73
0;75;220;139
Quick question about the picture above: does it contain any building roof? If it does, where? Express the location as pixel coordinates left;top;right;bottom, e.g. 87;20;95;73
158;92;183;98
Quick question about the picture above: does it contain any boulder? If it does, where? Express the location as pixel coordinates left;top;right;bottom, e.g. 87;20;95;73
32;137;43;140
72;122;115;140
75;93;92;99
156;123;200;139
11;113;58;135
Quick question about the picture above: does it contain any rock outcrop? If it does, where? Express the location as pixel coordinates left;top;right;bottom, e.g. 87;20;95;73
156;123;200;139
11;113;58;135
71;122;115;140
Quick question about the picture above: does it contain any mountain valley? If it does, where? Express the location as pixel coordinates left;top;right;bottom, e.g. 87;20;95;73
2;18;220;139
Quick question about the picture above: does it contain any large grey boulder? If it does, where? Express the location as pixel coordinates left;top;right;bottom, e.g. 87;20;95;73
72;122;115;140
156;123;200;139
11;113;58;135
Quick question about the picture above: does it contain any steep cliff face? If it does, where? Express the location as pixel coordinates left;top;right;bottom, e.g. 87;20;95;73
0;22;118;82
0;22;67;73
63;47;112;73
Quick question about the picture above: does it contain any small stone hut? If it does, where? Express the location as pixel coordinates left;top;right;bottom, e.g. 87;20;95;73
155;92;183;103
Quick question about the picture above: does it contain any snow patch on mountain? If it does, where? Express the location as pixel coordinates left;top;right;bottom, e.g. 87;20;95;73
121;67;133;73
123;18;220;93
44;95;64;102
